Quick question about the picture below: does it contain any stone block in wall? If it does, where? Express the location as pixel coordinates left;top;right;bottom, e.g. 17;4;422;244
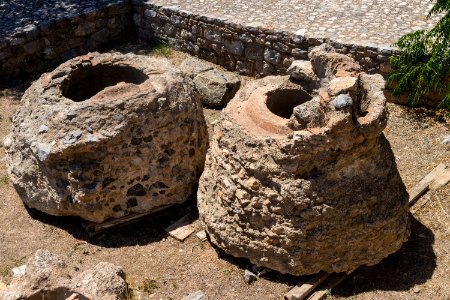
0;39;8;50
164;23;177;36
0;48;12;61
180;29;195;41
224;39;244;56
204;28;221;43
199;48;218;64
133;13;141;26
24;39;45;55
273;42;290;53
262;61;275;75
236;60;252;75
264;48;283;65
144;9;157;18
75;22;96;36
9;37;26;47
291;48;308;59
239;33;253;43
245;44;264;60
23;24;40;40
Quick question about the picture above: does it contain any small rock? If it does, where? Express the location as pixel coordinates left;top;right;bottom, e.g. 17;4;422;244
36;143;52;161
224;40;244;56
327;76;358;96
182;290;207;300
63;130;82;145
289;97;325;130
11;265;26;278
332;94;353;110
244;269;257;284
193;69;241;107
442;135;450;145
38;124;49;134
251;265;267;276
413;286;421;293
287;60;317;82
66;111;77;120
179;57;213;79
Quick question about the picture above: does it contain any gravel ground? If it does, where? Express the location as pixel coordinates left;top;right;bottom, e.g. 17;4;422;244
0;47;449;300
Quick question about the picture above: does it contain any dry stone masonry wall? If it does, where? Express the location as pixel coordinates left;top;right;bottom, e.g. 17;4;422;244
134;2;397;77
1;0;401;79
0;0;132;78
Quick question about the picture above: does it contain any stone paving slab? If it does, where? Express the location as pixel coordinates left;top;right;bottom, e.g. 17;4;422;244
150;0;439;47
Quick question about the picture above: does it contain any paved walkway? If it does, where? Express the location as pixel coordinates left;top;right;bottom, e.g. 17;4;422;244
152;0;439;47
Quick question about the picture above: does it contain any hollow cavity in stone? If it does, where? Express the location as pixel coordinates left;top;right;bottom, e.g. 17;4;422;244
265;88;312;119
61;64;149;102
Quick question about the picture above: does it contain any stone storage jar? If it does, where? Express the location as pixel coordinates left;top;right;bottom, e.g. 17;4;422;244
197;45;410;275
5;52;207;223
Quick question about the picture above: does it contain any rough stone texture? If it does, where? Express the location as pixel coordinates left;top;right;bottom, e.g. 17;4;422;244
69;262;127;300
287;60;317;82
197;45;410;275
144;0;436;47
193;69;241;107
180;57;241;107
135;1;433;77
4;52;207;223
0;250;127;300
0;1;132;79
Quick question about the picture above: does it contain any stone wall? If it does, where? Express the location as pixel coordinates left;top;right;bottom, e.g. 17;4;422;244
0;1;132;79
134;2;397;77
0;0;398;79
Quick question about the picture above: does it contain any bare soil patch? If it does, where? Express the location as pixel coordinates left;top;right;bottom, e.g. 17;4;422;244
0;44;449;300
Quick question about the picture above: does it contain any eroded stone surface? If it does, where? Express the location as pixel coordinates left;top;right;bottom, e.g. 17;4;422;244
198;45;410;275
5;52;207;223
0;250;127;300
180;57;241;107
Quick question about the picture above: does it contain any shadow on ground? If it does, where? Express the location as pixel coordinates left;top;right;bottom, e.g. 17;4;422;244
26;196;199;248
206;214;436;295
333;214;436;296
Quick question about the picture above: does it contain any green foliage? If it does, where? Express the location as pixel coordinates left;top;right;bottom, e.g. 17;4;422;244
388;0;450;109
0;174;9;187
151;41;173;57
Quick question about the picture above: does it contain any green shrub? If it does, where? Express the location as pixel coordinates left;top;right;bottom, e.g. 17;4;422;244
388;0;450;109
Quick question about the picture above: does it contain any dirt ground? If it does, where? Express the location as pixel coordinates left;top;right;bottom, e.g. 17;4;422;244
0;45;449;300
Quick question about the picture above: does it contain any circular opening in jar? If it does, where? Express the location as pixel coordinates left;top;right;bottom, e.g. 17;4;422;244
266;88;312;119
61;64;149;102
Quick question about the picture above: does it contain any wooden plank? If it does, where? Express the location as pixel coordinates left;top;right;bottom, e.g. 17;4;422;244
195;230;207;241
82;204;174;236
429;166;450;190
284;272;330;300
306;269;356;300
409;163;446;205
165;214;196;241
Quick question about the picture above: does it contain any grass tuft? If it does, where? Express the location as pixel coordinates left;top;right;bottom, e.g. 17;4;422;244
151;42;173;57
0;174;9;187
